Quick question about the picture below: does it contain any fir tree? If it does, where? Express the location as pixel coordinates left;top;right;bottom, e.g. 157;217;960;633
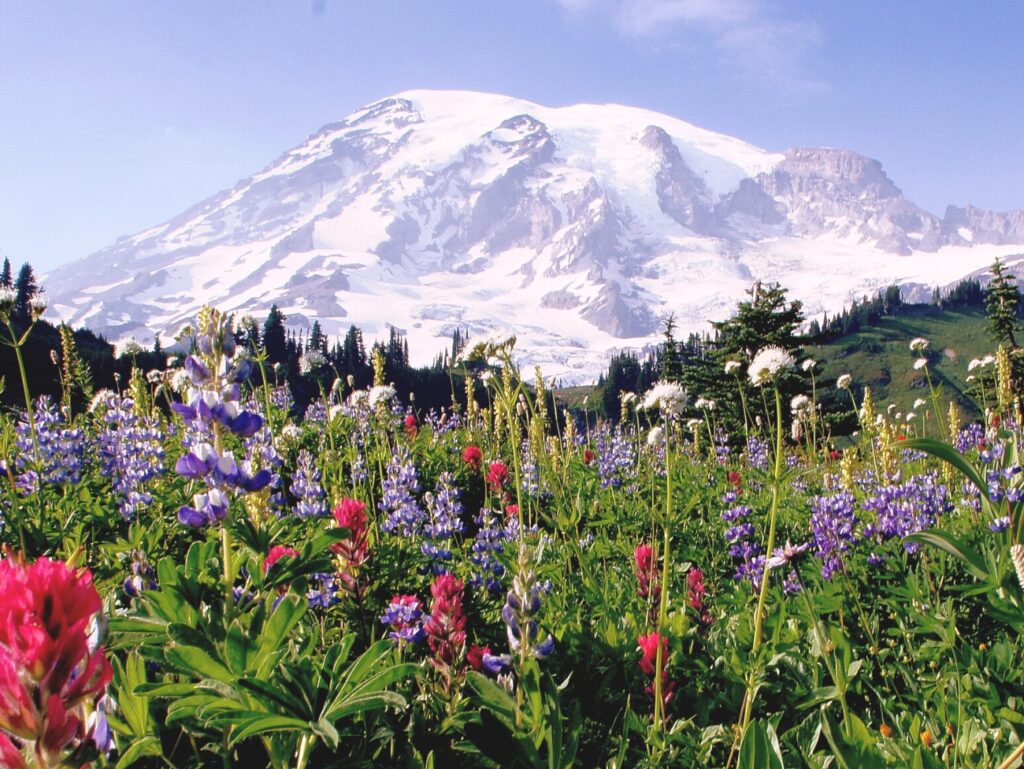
262;305;287;364
0;258;11;289
683;281;806;437
308;320;327;353
13;262;37;324
659;314;683;382
986;258;1020;348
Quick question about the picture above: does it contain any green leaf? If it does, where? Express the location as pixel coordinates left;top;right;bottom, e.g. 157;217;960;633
164;645;234;683
134;682;196;698
114;736;163;769
225;622;258;674
106;615;167;638
225;713;313;747
237;677;310;718
465;671;517;723
899;438;988;496
738;719;784;769
254;595;306;670
904;529;989;581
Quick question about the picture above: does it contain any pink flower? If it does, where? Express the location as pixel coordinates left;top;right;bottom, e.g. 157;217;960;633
423;575;467;666
404;414;418;439
0;555;111;767
634;544;660;619
583;449;596;465
462;445;482;471
333;498;368;536
637;632;667;676
0;733;26;769
467;644;490;673
637;632;675;712
331;498;370;596
486;462;509;493
687;568;713;627
263;545;299;574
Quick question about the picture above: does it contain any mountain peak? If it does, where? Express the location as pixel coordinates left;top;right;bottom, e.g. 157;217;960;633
45;90;1024;383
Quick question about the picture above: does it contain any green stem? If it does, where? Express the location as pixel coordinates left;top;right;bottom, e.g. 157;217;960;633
7;319;39;461
742;386;784;733
652;421;672;734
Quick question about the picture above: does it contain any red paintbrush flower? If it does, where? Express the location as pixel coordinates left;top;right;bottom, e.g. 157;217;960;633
462;445;482;471
0;555;111;767
263;545;299;574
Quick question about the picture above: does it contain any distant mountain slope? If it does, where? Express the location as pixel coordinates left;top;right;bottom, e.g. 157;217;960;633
45;89;1024;383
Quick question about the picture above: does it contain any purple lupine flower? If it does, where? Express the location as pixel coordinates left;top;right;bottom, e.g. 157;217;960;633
595;425;636;490
520;439;541;497
955;422;986;454
307;572;342;610
123;550;158;597
745;436;768;471
97;393;166;518
783;570;803;594
482;652;513;676
502;562;554;661
173;358;264;437
471;507;511;594
810;491;859;580
423;408;461;437
291;449;328;518
861;471;952;552
722;490;764;587
421;472;466;574
714;427;731;464
303;399;328;424
986;464;1024;504
179;488;230;527
990;516;1011;533
14;395;86;492
380;595;427;643
379;445;426;536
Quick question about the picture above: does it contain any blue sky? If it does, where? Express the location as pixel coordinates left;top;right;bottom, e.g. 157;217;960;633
2;1;1022;271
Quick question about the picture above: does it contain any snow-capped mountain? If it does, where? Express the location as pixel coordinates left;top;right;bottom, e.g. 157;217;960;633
46;89;1024;383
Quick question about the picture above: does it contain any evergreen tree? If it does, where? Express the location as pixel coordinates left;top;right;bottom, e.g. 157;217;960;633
986;258;1020;348
262;305;287;364
659;314;683;382
308;320;327;354
13;262;37;324
0;258;11;289
683;281;806;437
341;325;366;373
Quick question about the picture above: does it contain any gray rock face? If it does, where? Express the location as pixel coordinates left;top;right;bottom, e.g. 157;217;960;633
42;90;1024;382
943;205;1024;245
753;148;947;254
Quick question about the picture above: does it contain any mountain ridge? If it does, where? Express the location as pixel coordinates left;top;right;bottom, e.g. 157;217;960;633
45;89;1024;383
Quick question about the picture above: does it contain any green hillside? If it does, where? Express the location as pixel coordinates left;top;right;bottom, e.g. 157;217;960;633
807;303;995;420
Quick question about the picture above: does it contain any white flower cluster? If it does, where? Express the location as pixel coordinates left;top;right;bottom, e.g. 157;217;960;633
909;337;929;352
369;385;397;408
747;346;795;386
642;382;688;415
968;355;996;371
299;349;326;374
790;394;812;417
646;425;665;447
836;374;852;390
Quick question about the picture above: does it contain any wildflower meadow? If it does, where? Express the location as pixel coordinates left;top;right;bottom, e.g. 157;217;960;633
4;294;1024;768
